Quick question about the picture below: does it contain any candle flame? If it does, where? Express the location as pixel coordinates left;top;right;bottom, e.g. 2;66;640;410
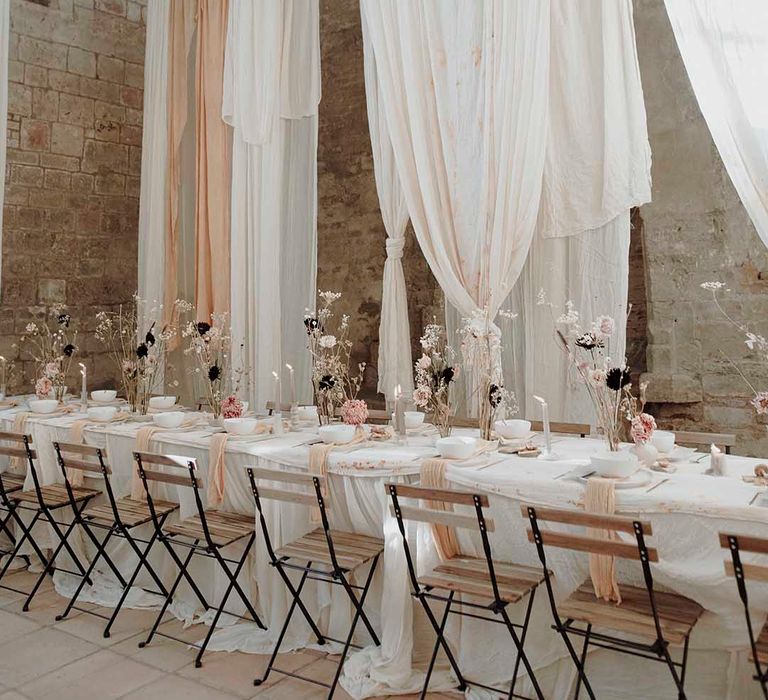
285;363;293;371
532;394;546;405
271;371;279;380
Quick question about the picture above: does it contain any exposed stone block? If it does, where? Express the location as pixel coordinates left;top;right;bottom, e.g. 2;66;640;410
82;139;128;174
20;119;50;151
68;46;96;77
31;87;59;120
97;54;124;83
50;123;85;156
19;36;67;69
59;92;94;127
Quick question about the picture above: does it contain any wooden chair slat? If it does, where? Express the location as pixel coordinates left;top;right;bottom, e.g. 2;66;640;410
265;401;293;413
247;466;323;487
55;441;104;457
674;430;736;448
529;420;590;436
0;446;36;460
390;504;494;532
392;483;489;508
0;430;32;444
526;528;658;562
60;458;107;474
135;452;193;469
719;532;768;555
724;560;768;583
143;470;200;489
255;486;320;508
521;504;652;535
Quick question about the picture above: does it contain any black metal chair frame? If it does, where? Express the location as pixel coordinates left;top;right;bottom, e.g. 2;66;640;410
525;505;692;700
723;533;768;699
0;449;28;570
134;451;266;667
246;467;382;698
52;441;177;637
0;433;97;610
388;483;544;700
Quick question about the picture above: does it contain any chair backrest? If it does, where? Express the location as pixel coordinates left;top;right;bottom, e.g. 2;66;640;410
720;532;768;583
133;451;201;490
0;430;36;462
529;420;590;438
386;483;494;532
674;430;736;454
54;441;117;515
265;401;293;415
522;504;658;563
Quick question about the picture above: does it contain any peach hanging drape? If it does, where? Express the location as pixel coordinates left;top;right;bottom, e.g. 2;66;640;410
164;0;196;324
194;0;231;319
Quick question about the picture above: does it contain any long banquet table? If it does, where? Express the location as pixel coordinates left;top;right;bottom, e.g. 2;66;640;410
1;399;768;699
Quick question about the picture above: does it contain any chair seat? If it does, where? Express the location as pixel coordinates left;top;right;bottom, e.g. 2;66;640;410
418;555;544;603
275;528;384;570
750;620;768;663
165;510;255;547
85;497;179;528
1;473;25;493
13;484;100;508
559;582;704;645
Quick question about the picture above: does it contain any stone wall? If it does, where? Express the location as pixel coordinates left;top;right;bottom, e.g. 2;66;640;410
634;0;768;455
1;0;145;391
316;0;441;401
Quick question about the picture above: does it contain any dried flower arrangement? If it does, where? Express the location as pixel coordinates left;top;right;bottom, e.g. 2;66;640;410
18;305;78;402
96;297;190;413
413;321;457;437
304;291;366;424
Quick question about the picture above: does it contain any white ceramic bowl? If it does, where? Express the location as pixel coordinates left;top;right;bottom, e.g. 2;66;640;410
152;411;185;429
436;436;477;460
590;449;639;478
224;417;259;435
28;399;59;414
149;396;177;410
405;411;426;429
297;405;318;421
495;419;532;439
318;424;356;444
87;406;118;422
91;389;117;403
650;430;675;454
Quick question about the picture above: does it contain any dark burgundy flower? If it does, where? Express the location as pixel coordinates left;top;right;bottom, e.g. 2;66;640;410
57;313;71;327
488;383;502;408
575;332;602;350
318;374;335;391
441;367;455;385
63;343;76;357
145;323;156;347
196;321;211;336
304;317;321;334
136;343;148;358
606;367;631;391
208;365;221;382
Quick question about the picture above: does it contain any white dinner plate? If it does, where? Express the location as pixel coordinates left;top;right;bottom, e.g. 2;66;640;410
578;468;653;489
659;446;697;463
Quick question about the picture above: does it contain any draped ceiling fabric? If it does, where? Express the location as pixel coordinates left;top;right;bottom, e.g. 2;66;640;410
665;0;768;248
362;0;651;423
224;0;320;410
194;0;232;319
361;12;412;401
0;0;8;293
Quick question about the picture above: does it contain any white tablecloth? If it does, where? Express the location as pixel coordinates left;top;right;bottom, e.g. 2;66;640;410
2;401;767;699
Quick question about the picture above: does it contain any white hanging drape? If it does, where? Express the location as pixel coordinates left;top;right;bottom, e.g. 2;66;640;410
361;10;412;400
0;0;8;293
225;0;319;410
360;0;550;322
664;0;768;247
137;0;170;325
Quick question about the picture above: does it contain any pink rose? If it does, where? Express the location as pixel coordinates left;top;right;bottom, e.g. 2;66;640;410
751;391;768;415
35;377;53;398
630;412;656;444
220;394;244;419
340;399;368;425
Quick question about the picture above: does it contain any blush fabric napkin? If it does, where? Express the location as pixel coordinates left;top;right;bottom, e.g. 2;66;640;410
584;477;622;603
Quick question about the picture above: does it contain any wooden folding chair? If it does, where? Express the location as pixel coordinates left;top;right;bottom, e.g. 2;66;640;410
134;451;266;667
246;465;384;698
388;483;545;699
720;532;768;698
528;420;590;438
52;442;179;637
523;504;704;700
673;430;736;454
0;431;33;578
0;431;100;610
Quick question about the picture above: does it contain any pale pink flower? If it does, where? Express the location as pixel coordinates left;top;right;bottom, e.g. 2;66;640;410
35;377;52;398
412;386;432;407
340;399;368;425
595;315;615;337
44;361;60;379
630;412;656;444
319;335;337;349
751;391;768;415
416;355;431;370
589;368;606;383
221;394;244;419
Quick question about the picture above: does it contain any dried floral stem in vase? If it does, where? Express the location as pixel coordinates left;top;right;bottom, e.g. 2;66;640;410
413;322;457;438
304;291;365;425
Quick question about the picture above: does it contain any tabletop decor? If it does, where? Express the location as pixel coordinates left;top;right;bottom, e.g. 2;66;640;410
413;321;457;437
340;398;369;426
702;281;768;416
18;305;78;402
305;291;365;424
622;380;657;466
96;296;190;414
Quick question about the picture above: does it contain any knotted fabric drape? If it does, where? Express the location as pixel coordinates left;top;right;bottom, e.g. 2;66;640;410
224;0;320;410
664;0;768;248
0;0;8;293
361;10;412;400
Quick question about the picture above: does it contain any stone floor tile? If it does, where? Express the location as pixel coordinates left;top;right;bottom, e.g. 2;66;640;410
120;674;242;700
54;607;162;647
0;608;40;645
